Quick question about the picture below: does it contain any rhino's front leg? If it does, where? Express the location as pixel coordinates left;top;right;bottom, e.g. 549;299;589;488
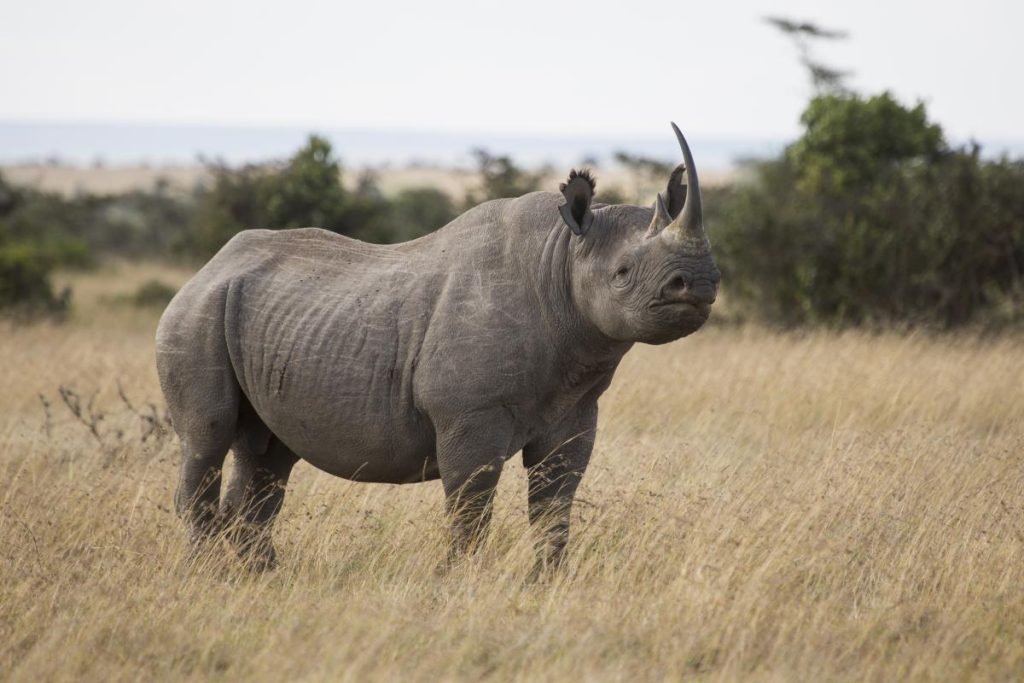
522;403;597;574
435;410;514;567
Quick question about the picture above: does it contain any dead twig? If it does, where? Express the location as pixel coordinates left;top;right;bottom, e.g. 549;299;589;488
38;393;52;439
117;380;170;443
58;385;105;445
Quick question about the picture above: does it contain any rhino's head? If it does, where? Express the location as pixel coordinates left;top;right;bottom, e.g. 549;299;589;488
560;123;720;346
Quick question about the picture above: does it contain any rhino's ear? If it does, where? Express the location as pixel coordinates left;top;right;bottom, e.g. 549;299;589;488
664;163;688;219
558;168;596;236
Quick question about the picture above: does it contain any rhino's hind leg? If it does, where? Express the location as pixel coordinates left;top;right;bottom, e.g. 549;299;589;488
174;422;235;551
220;396;272;521
168;364;241;553
222;432;298;571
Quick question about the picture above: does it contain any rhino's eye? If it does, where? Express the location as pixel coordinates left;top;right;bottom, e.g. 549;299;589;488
612;264;632;288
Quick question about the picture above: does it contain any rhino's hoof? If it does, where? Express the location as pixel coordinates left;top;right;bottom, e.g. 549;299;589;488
181;537;222;570
239;545;278;573
247;555;278;573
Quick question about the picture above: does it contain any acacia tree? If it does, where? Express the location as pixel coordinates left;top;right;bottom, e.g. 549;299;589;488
764;16;850;94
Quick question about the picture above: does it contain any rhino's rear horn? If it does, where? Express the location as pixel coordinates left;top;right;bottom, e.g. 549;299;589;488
645;164;686;237
559;168;596;236
664;163;687;218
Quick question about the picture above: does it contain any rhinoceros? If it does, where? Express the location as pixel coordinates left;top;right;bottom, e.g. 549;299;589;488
156;124;720;571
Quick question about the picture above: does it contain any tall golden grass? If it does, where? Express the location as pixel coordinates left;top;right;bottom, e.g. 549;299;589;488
2;263;1023;681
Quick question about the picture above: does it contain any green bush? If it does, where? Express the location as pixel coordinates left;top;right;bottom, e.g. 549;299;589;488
713;92;1024;328
264;136;350;229
131;279;178;308
0;242;70;315
0;173;76;316
361;187;458;243
188;135;390;257
0;172;195;265
789;92;945;193
464;149;547;207
189;163;275;258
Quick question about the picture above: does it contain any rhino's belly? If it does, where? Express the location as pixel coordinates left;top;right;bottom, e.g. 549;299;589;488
257;404;440;484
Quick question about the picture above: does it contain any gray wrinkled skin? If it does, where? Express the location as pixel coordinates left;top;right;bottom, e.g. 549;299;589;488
156;125;720;571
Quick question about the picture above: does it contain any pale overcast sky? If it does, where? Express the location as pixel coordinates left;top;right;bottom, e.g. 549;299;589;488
1;0;1020;141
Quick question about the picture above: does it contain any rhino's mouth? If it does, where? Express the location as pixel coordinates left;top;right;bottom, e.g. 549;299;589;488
639;300;711;344
649;300;711;317
649;299;711;333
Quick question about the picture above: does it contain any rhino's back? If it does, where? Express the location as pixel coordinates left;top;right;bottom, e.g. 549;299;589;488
159;228;446;481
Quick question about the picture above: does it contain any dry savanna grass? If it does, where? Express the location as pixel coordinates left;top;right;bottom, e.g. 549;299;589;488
2;262;1023;681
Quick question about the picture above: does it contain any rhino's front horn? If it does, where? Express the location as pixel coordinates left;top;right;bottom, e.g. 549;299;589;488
649;123;710;253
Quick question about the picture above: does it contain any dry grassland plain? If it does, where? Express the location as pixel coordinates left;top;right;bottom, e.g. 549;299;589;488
2;262;1023;681
0;163;740;200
